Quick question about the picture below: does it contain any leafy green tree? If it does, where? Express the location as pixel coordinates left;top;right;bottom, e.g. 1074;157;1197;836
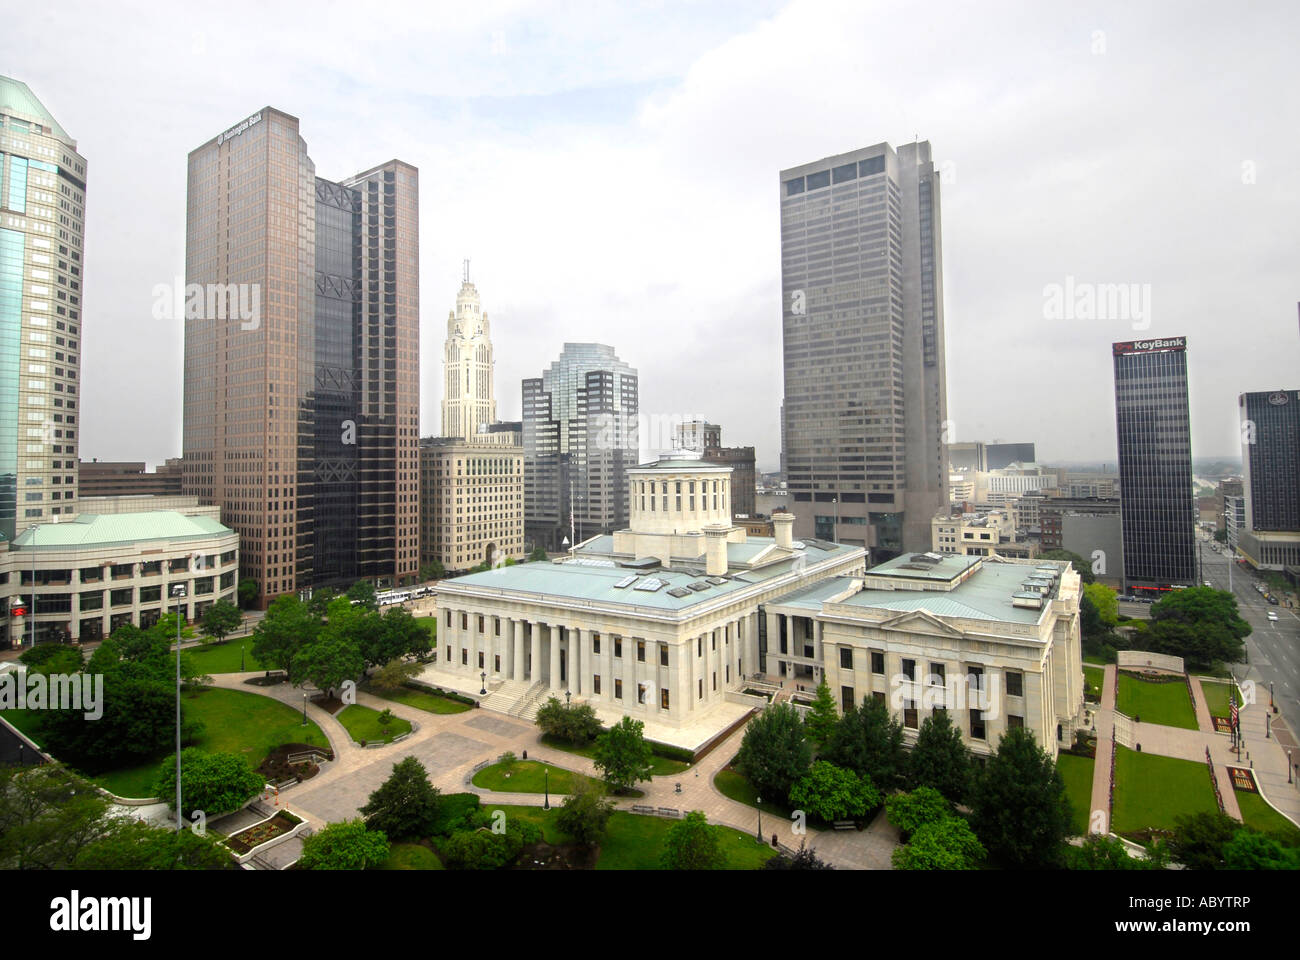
528;546;548;562
75;820;233;870
823;696;907;791
306;587;336;619
251;595;319;683
661;811;726;870
970;726;1070;869
907;709;973;803
1168;811;1242;870
734;702;812;803
370;656;422;691
1222;829;1299;870
19;642;83;676
803;680;839;746
787;761;880;823
154;749;264;818
237;578;259;609
1146;587;1249;668
379;605;432;661
762;844;834;870
535;696;604;745
296;613;365;699
892;816;986;870
440;819;540;869
1063;834;1166;870
886;786;952;839
419;559;445;581
1040;549;1095;584
593;716;655;793
555;777;615;848
298;819;390;870
199;599;243;644
359;756;441;840
346;579;378;611
1082;583;1119;628
0;764;112;870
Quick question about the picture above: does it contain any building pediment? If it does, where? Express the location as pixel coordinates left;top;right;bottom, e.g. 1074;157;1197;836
878;609;966;640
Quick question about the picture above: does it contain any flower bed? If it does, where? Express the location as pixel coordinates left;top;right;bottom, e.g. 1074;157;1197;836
226;811;302;855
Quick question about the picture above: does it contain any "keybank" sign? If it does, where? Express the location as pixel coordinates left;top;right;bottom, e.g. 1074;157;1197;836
216;111;262;146
1113;336;1186;355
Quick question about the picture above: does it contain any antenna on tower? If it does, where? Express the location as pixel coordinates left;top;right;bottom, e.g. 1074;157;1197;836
463;258;470;283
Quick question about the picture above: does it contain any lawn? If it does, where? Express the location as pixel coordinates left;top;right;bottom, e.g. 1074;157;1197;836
184;640;264;675
362;682;472;715
336;704;412;744
594;811;775;870
381;842;444;870
472;758;607;796
1083;665;1105;700
539;733;691;777
1112;746;1220;834
1235;790;1300;846
712;766;796;820
418;617;438;646
1115;674;1198;730
1057;753;1096;836
1199;680;1240;719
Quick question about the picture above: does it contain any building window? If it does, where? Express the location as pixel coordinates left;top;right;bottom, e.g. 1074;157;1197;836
638;683;647;705
478;652;484;669
839;647;853;669
712;672;717;691
711;633;716;650
494;655;500;672
903;700;918;729
615;679;623;700
970;709;986;740
929;663;945;686
636;640;645;662
593;675;601;695
841;686;855;711
873;691;886;705
494;618;501;636
697;637;703;657
902;658;916;681
661;688;670;709
461;613;467;630
478;615;484;632
660;646;668;667
461;649;468;665
698;678;704;699
1007;671;1023;698
1008;714;1024;729
870;651;884;674
615;638;623;658
592;635;600;654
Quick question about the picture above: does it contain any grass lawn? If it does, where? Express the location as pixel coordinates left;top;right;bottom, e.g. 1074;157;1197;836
1199;680;1240;719
184;640;264;675
1084;654;1109;666
1112;746;1219;834
418;617;438;646
362;682;472;715
1116;674;1197;730
1057;753;1096;835
1235;790;1300;846
381;842;444;870
336;704;412;744
1083;665;1105;700
594;811;775;870
472;758;609;795
712;766;796;820
539;733;690;777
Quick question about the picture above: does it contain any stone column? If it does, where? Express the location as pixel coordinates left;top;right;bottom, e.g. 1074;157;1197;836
646;638;659;713
530;621;542;685
571;627;582;696
603;632;614;702
549;624;562;691
675;640;690;717
513;619;526;683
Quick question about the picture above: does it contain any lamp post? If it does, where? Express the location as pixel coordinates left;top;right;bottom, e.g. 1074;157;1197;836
543;767;550;810
301;692;308;726
480;670;487;695
241;644;246;672
171;583;187;831
565;690;571;706
755;796;763;842
1288;750;1293;784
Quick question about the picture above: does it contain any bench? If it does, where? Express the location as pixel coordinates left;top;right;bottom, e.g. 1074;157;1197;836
832;820;857;831
656;807;682;819
631;804;657;815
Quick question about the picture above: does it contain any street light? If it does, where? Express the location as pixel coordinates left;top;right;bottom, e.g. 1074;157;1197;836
171;583;187;832
756;796;763;842
240;644;246;672
302;692;308;726
543;767;550;810
565;690;571;706
480;670;487;695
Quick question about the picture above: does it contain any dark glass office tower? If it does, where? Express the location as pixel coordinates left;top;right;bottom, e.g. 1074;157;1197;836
779;142;948;558
1237;389;1300;571
1112;337;1196;594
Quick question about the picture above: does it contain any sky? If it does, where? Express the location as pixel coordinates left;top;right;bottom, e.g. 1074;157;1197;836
5;0;1298;472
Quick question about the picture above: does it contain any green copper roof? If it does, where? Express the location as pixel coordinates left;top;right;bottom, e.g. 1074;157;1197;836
10;512;233;550
0;76;73;145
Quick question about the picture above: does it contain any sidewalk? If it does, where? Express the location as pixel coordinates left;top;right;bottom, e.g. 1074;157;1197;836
1088;663;1117;832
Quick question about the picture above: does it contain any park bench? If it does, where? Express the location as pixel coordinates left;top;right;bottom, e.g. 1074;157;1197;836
656;807;682;819
832;820;857;831
631;804;657;815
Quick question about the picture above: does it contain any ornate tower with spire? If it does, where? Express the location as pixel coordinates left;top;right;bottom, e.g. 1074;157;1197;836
441;261;497;442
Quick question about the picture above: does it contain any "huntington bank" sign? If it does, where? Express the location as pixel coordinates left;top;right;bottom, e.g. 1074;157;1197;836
216;111;263;146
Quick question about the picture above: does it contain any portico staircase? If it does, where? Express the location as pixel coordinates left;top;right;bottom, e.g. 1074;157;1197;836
508;680;552;720
479;677;530;714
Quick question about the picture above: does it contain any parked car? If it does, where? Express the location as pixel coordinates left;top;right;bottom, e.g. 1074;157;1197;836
1267;611;1279;621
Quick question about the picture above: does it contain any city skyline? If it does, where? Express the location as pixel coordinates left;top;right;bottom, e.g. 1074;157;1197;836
3;2;1296;473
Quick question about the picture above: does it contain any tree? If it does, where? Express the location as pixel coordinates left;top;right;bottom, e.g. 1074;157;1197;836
346;579;378;611
762;844;834;870
1040;549;1095;584
1063;834;1165;870
1147;587;1250;668
970;726;1070;869
237;578;259;609
528;546;548;562
75;820;233;870
593;716;655;793
440;819;540;870
200;600;243;645
535;696;603;746
296;631;364;699
892;816;985;870
1082;583;1119;628
298;819;390;870
251;595;319;683
154;749;264;818
555;777;615;848
1222;829;1299;870
380;606;432;660
1168;811;1242;870
787;761;880;823
907;709;973;803
885;786;952;839
419;559;446;581
734;702;812;803
803;681;839;746
19;642;83;676
823;697;907;791
370;657;422;691
0;764;113;870
661;811;726;870
359;756;441;840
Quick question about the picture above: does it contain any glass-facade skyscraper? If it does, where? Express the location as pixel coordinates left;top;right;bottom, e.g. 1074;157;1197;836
1238;388;1300;571
184;108;419;605
523;343;638;551
1112;336;1196;594
779;141;948;559
0;77;87;543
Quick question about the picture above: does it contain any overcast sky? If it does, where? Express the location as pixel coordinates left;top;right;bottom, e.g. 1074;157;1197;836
8;0;1298;472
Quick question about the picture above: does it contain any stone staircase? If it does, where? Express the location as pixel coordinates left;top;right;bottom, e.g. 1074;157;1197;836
479;677;530;714
508;680;552;721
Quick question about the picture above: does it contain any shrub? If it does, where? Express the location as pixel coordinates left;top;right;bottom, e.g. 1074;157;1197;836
430;793;482;837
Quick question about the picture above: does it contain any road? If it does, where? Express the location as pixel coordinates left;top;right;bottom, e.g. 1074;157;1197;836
1196;537;1300;740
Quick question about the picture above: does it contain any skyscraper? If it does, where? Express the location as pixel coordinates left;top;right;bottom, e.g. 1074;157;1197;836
523;343;638;551
441;268;497;442
183;108;419;605
779;141;948;558
1112;336;1196;594
0;77;87;542
1237;389;1300;571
